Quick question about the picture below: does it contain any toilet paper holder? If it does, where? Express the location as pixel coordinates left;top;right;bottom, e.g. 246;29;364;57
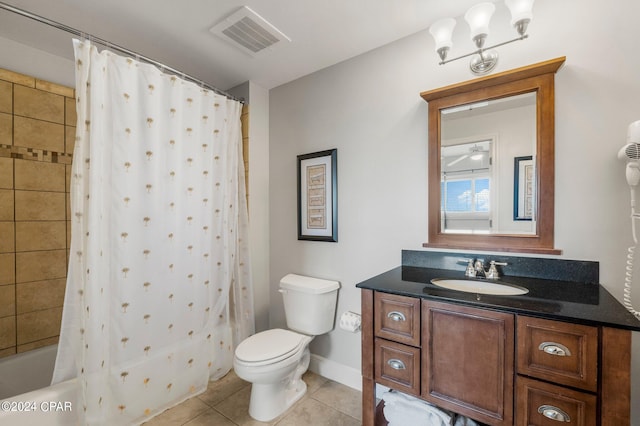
339;311;362;333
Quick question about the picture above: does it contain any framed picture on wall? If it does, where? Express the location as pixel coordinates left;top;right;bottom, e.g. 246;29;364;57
514;155;534;221
297;149;338;242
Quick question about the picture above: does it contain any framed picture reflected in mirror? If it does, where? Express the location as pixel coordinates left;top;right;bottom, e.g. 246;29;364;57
514;155;534;221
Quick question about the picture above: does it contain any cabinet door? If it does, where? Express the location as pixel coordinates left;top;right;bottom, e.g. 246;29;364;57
422;300;514;426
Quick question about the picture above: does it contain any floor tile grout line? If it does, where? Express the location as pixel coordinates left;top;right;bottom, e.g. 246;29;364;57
307;395;362;423
146;371;362;426
205;382;258;426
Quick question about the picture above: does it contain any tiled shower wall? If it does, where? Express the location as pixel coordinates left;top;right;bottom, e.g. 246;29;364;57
242;105;249;204
0;68;75;358
0;67;250;359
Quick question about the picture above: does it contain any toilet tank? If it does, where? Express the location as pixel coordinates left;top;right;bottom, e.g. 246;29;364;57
279;274;340;335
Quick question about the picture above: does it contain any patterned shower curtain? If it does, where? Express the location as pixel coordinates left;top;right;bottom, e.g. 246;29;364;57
52;39;254;425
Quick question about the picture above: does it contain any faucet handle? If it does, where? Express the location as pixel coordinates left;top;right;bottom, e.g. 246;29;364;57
486;261;508;280
462;259;476;277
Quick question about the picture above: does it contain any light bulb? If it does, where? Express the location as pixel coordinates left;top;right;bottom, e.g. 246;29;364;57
505;0;534;35
464;2;495;42
429;18;456;61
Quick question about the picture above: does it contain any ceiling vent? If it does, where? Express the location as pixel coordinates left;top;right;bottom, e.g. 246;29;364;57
209;6;291;57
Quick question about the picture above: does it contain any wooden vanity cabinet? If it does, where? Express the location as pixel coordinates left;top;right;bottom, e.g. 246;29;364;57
361;289;632;426
422;300;514;426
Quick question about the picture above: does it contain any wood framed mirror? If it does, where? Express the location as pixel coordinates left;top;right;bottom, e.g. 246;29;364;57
421;57;565;254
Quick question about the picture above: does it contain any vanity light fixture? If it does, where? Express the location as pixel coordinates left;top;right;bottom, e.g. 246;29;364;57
429;0;534;76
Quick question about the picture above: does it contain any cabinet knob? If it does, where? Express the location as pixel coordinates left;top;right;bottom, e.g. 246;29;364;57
538;405;571;422
387;311;406;322
387;359;406;370
538;342;572;357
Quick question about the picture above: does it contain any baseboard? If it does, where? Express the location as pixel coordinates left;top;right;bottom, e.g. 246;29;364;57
308;354;362;391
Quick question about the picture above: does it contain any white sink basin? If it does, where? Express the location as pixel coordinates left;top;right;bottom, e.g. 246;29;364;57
430;278;529;296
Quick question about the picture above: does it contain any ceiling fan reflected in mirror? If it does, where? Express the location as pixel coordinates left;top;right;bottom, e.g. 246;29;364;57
446;143;489;167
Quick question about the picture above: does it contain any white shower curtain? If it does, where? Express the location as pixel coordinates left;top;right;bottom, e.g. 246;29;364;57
52;39;254;425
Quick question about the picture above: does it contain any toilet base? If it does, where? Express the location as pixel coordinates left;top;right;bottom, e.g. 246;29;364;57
247;348;310;422
248;378;307;422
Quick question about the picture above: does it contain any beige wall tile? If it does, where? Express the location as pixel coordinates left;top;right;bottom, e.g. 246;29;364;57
0;222;14;253
15;221;66;252
0;80;11;114
16;307;62;345
66;220;70;249
16;278;65;314
0;68;34;87
17;336;58;353
0;67;76;358
0;284;15;318
16;249;66;283
0;347;16;359
243;138;249;163
14;116;65;152
14;160;65;192
241;115;249;138
65;97;77;126
65;193;71;220
65;125;76;154
0;315;16;349
14;85;64;124
0;189;14;221
0;253;15;285
0;112;11;146
35;79;74;98
65;165;71;193
15;191;65;221
0;157;13;189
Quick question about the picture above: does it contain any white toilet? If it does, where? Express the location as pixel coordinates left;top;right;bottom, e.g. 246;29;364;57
233;273;340;422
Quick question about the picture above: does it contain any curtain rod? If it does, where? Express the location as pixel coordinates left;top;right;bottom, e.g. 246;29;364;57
0;1;244;104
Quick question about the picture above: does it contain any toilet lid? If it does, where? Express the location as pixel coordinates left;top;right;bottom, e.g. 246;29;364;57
235;329;306;364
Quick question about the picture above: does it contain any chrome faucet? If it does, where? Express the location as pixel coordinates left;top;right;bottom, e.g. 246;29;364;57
463;259;508;280
474;260;486;277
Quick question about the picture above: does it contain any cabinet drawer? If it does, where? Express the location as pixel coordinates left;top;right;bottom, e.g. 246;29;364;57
374;292;420;346
517;316;598;392
516;376;596;426
374;338;420;396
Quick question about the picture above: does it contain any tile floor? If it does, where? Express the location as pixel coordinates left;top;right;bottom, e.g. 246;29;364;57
144;371;362;426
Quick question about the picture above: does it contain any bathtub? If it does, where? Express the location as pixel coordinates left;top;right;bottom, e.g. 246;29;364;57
0;345;77;425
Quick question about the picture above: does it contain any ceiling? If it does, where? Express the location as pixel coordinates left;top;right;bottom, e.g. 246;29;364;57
0;0;484;91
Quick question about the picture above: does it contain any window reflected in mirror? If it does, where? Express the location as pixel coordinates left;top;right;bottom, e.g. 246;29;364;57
440;92;536;235
441;140;492;233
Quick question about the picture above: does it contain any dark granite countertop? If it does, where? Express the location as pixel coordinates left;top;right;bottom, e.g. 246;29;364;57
356;266;640;332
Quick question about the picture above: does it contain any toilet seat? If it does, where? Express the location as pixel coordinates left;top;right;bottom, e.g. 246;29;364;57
235;329;308;366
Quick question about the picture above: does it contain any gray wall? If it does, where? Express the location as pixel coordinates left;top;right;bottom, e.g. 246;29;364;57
269;0;640;420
